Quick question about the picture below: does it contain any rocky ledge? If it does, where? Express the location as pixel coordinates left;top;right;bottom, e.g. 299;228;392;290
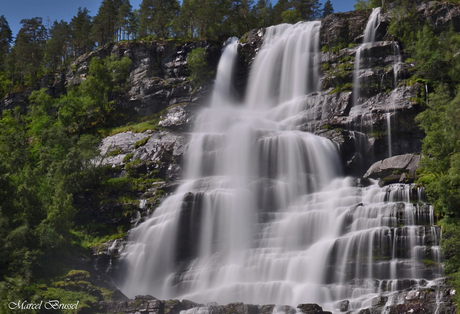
96;282;456;314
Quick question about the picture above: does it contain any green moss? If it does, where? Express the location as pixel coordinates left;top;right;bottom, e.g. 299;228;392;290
321;63;330;71
106;148;122;157
134;137;150;148
123;153;134;163
330;83;353;94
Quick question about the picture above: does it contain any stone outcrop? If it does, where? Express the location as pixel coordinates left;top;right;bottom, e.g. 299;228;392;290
99;130;189;182
364;153;421;183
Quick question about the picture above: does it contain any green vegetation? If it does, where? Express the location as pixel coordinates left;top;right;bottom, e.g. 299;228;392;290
353;0;381;10
383;0;460;302
134;137;151;148
188;47;214;87
0;52;135;312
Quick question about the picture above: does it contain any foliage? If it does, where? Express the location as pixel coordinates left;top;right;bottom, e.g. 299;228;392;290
281;9;302;24
322;0;334;18
0;15;13;70
353;0;381;10
187;47;213;86
416;85;460;218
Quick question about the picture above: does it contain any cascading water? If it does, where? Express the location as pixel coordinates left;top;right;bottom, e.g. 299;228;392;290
386;43;403;158
352;7;381;108
118;21;443;313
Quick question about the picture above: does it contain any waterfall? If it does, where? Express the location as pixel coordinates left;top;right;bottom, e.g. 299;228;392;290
352;7;381;107
118;22;442;313
386;43;403;158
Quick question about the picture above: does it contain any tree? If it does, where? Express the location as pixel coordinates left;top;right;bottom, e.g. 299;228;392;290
138;0;155;37
118;0;136;41
92;0;124;46
411;24;444;83
416;84;460;219
172;0;195;38
282;9;302;23
151;0;180;38
45;20;71;72
252;0;273;28
272;0;289;24
354;0;381;10
0;15;13;70
322;0;334;18
228;0;255;37
291;0;321;21
12;17;47;85
70;7;94;57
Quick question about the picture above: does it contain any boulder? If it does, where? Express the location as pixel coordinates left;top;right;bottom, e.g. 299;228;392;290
363;154;421;181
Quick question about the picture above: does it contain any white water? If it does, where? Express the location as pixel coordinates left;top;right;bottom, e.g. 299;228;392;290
386;43;403;158
118;22;442;313
352;7;381;107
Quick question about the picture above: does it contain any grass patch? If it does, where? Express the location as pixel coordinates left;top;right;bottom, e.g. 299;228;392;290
134;137;150;148
100;120;159;137
70;227;126;249
123;153;134;163
106;148;122;157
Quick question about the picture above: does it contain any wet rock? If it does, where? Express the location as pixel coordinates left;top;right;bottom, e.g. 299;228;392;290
320;10;371;48
237;28;266;99
339;300;349;312
372;296;387;307
158;103;200;131
297;303;329;314
364;154;421;180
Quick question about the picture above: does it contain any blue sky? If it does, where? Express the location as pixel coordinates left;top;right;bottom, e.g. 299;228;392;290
1;0;356;38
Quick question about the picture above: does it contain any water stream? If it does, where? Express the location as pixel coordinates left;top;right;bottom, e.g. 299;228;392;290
118;21;442;313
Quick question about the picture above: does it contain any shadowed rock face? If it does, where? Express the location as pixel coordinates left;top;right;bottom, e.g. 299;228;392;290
320;10;372;47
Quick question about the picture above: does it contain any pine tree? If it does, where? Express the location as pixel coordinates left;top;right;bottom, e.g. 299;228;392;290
291;0;321;21
229;0;254;36
322;0;334;18
138;0;155;38
272;0;289;24
92;0;124;46
45;20;71;71
252;0;273;28
70;7;93;57
118;0;135;41
152;0;180;38
13;17;47;85
0;15;13;71
173;0;199;39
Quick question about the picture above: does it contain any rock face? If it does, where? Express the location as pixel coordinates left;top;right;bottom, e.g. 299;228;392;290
68;41;221;117
320;10;372;47
97;284;457;314
418;1;460;32
157;103;200;131
100;130;189;182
